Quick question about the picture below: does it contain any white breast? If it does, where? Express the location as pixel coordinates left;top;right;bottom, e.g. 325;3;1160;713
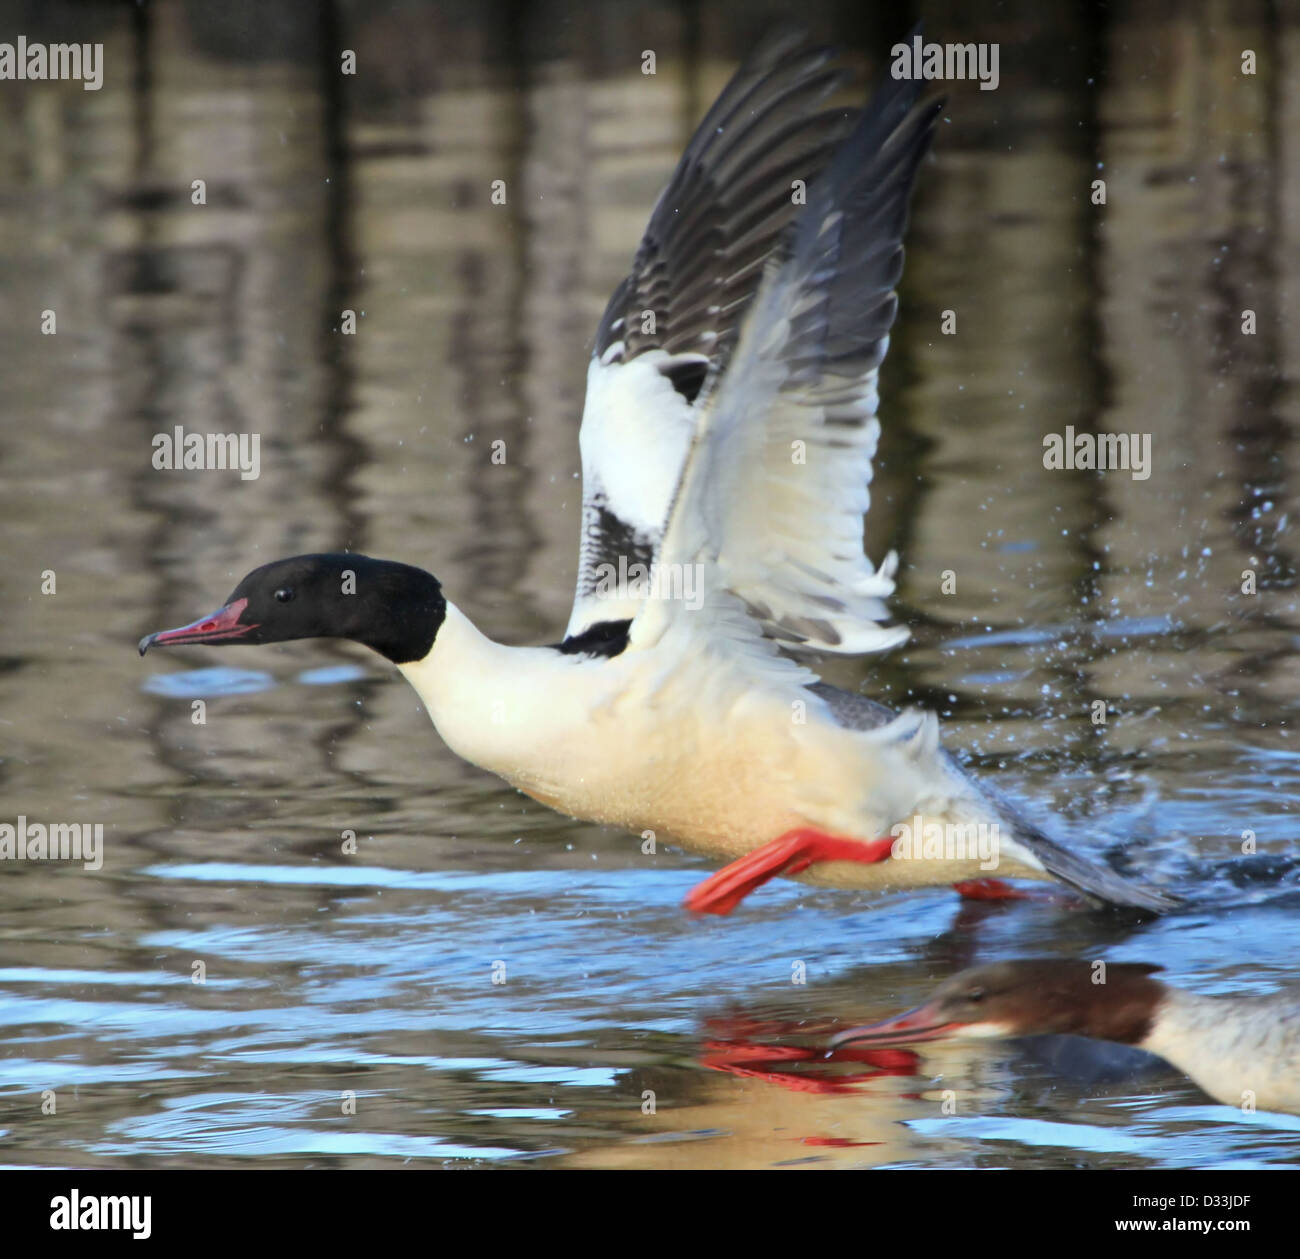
397;604;1031;888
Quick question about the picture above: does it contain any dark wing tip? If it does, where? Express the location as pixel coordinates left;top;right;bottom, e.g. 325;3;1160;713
593;28;861;368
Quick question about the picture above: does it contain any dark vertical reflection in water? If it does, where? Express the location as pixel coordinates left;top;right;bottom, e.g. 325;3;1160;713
309;0;394;781
121;0;207;799
455;2;535;618
1063;8;1120;749
316;0;367;556
1073;5;1112;616
1225;1;1295;593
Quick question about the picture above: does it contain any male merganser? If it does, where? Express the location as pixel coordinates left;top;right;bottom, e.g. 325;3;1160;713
138;30;1179;915
828;959;1300;1114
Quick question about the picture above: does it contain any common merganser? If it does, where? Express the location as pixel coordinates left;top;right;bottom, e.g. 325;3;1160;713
828;959;1300;1114
138;30;1179;915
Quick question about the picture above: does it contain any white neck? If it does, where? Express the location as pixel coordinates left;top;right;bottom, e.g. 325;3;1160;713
396;602;590;791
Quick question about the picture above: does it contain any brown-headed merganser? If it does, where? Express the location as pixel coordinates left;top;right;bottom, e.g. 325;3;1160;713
829;959;1300;1114
138;30;1179;916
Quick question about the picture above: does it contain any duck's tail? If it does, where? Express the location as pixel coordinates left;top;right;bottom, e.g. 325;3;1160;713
978;780;1181;913
1027;825;1183;913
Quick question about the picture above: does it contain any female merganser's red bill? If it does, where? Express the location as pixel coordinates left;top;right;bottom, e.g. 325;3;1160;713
135;30;1183;918
828;959;1300;1115
828;1001;967;1046
829;960;1167;1049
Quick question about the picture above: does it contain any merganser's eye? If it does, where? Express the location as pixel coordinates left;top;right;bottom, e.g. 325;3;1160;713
275;587;294;603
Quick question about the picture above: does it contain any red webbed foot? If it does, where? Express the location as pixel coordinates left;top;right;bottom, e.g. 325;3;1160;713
686;828;895;915
952;878;1071;905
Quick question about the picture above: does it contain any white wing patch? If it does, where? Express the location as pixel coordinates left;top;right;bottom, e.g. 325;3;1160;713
566;353;702;637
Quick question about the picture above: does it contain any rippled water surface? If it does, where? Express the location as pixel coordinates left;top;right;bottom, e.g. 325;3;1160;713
1;1;1298;1169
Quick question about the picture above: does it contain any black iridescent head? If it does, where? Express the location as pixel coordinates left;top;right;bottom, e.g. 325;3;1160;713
138;553;446;665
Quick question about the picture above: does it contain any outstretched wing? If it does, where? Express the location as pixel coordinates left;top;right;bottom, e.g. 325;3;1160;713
566;28;861;640
631;71;941;656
